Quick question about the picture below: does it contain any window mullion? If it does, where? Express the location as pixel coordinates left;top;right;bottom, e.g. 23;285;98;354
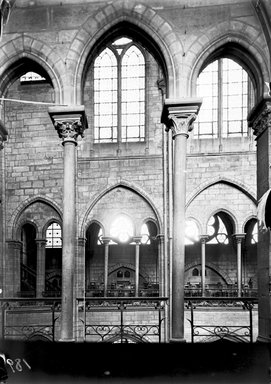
218;58;223;144
117;55;122;146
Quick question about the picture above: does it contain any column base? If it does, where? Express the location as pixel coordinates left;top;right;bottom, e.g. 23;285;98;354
58;338;75;342
169;337;186;343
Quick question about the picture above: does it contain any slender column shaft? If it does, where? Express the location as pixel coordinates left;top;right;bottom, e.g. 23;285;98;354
161;98;202;342
234;234;245;297
61;140;76;340
172;132;187;340
237;240;242;296
103;239;110;297
200;236;208;297
157;235;164;295
48;106;88;342
135;242;140;296
36;239;46;298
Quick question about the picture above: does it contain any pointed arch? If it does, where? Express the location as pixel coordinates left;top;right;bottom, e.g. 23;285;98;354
0;37;64;103
10;195;62;239
189;33;269;101
185;261;233;285
205;208;238;236
186;177;257;208
79;181;162;238
71;1;184;101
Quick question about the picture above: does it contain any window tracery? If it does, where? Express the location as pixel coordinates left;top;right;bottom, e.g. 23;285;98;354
93;37;145;143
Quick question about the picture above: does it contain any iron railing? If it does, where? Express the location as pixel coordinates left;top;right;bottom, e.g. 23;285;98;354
0;298;61;341
77;297;168;343
184;287;258;298
185;297;257;343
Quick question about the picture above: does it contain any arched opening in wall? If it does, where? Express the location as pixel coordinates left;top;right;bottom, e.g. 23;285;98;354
85;218;159;297
82;22;166;147
85;222;104;296
184;219;201;288
20;223;37;297
205;212;236;295
243;219;258;296
2;58;55;167
194;50;255;140
44;222;62;297
184;265;227;296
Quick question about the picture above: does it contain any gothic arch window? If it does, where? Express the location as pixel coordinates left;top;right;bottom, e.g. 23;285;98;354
207;212;234;245
93;37;145;143
194;58;254;138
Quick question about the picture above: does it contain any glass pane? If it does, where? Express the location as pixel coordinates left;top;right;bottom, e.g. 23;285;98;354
221;58;248;138
121;45;145;142
196;62;218;138
94;48;118;143
46;222;62;248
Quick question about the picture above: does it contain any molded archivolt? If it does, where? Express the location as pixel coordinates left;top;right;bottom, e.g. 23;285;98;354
188;31;269;100
80;182;162;238
9;196;62;239
186;180;256;234
71;1;183;101
0;36;64;103
186;178;257;207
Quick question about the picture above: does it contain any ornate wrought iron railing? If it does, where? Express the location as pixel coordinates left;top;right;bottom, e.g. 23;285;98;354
0;298;61;341
184;287;258;298
185;297;257;343
77;297;168;343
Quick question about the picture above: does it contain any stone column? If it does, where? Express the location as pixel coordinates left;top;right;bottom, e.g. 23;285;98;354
248;97;271;341
36;239;47;298
200;235;209;296
134;237;141;297
48;106;88;342
76;237;86;299
233;234;245;297
162;98;202;342
102;237;111;297
157;234;164;296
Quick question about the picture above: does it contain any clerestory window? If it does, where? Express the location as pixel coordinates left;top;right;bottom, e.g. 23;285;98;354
194;58;254;139
94;37;145;143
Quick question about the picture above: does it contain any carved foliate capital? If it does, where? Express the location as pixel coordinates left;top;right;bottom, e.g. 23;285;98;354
54;119;84;143
168;113;197;138
48;106;88;145
161;98;202;140
248;97;271;139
